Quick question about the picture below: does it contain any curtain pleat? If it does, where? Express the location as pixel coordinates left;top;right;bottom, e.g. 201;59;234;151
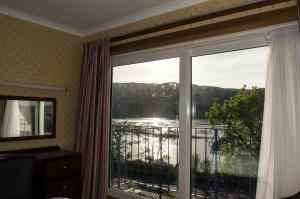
76;38;111;199
0;100;6;134
256;26;300;199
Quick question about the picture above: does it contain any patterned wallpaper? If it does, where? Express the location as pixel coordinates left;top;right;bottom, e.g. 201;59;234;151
84;0;260;42
0;13;82;151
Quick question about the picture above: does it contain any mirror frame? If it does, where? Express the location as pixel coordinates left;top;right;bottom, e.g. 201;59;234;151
0;95;56;142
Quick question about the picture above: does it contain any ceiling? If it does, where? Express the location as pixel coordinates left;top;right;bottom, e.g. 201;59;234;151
0;0;209;36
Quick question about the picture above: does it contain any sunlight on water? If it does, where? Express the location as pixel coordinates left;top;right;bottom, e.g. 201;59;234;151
149;117;165;126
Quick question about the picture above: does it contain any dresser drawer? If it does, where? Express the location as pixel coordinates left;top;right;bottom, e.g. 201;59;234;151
46;177;81;198
46;157;81;180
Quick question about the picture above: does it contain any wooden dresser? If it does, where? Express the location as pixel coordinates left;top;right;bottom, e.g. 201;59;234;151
0;146;82;199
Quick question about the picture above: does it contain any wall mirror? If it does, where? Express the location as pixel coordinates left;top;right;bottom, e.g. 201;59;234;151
0;95;56;141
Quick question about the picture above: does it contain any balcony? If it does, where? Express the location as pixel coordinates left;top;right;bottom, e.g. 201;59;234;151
110;123;259;199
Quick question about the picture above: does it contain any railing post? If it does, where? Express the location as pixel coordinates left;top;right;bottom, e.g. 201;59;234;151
152;126;155;188
249;132;253;198
214;128;219;199
124;126;127;185
176;127;179;190
194;129;197;197
237;131;240;199
117;127;121;189
137;127;140;186
167;127;170;191
144;127;147;188
147;127;151;188
159;127;163;199
204;128;208;199
131;128;133;186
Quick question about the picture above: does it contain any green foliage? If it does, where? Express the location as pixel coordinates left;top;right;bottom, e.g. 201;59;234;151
205;86;265;154
192;153;211;173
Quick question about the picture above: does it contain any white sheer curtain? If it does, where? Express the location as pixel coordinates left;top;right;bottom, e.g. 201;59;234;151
0;100;20;137
256;25;300;199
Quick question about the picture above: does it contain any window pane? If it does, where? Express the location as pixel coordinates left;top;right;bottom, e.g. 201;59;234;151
191;47;268;198
19;101;39;136
19;101;54;136
110;58;180;198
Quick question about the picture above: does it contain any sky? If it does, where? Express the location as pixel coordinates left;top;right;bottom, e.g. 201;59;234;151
113;46;269;89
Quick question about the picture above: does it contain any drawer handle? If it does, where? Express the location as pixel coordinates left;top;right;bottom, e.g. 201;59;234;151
61;185;67;189
62;165;68;169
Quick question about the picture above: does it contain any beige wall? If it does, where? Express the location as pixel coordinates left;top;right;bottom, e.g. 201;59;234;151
0;14;82;151
84;0;252;42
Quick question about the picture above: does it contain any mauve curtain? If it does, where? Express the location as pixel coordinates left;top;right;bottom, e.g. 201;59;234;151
256;26;300;199
76;38;111;199
0;100;6;130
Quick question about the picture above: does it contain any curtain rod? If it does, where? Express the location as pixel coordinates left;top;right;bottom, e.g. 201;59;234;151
111;21;297;59
110;0;296;47
0;81;67;92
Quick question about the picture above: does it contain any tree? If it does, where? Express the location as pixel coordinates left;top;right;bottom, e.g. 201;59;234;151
205;86;265;154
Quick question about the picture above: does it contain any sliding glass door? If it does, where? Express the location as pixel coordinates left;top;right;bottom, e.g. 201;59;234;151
109;33;269;199
110;58;180;198
191;47;268;198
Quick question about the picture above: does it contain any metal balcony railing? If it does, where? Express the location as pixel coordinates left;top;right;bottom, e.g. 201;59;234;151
110;123;259;199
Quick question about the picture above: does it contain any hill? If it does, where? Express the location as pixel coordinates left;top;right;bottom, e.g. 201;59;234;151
112;82;239;119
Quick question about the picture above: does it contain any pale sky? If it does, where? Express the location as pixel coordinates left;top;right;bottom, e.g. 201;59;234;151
113;46;269;89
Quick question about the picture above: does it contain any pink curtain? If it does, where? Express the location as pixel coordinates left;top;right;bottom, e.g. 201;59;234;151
0;100;7;131
76;38;111;199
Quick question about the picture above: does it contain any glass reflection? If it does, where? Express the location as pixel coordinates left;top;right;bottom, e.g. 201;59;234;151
0;99;54;138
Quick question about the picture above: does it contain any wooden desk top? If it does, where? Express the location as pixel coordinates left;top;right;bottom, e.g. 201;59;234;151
0;146;80;160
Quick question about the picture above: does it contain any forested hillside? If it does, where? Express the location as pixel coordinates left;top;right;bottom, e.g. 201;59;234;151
112;82;239;119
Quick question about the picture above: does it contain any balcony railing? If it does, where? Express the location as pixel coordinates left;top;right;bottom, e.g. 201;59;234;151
110;123;259;199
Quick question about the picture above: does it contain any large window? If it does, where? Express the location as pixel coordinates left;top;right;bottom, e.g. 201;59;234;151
110;58;180;198
191;47;268;198
109;33;269;199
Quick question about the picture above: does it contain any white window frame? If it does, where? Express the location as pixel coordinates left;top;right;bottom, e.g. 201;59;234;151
108;21;296;199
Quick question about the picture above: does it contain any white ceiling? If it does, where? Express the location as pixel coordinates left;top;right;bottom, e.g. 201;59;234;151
0;0;177;29
0;0;210;36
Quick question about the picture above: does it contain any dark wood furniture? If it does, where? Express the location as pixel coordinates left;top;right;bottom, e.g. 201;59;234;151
0;146;82;199
281;191;300;199
0;154;35;199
